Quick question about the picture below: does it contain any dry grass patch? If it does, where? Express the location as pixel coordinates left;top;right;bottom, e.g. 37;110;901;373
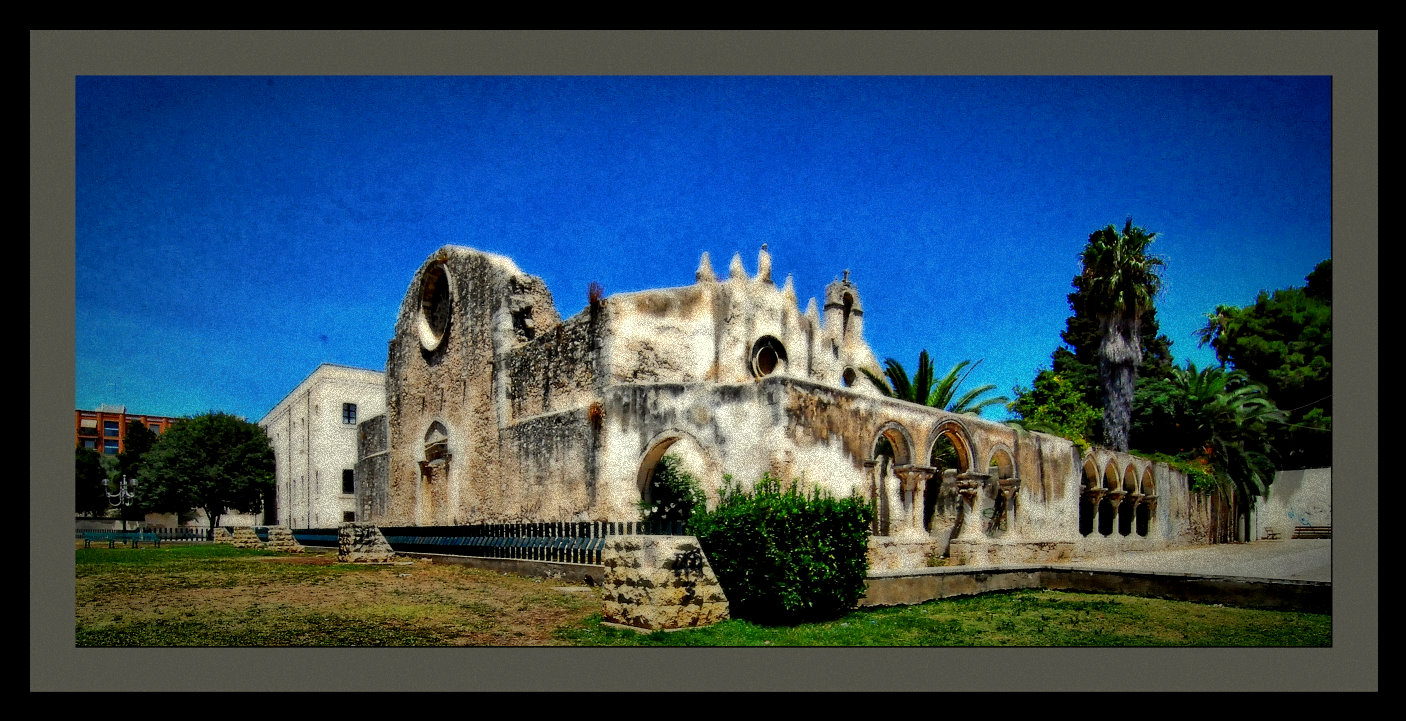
76;545;601;646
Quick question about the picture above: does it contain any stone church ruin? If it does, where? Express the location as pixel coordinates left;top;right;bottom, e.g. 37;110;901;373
355;245;1209;570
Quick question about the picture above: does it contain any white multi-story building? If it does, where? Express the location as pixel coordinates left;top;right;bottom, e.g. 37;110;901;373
260;364;385;528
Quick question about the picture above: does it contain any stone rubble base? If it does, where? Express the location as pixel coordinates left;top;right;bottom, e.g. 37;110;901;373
601;535;730;631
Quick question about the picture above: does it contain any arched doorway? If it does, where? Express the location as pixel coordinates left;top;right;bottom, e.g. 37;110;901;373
636;432;716;520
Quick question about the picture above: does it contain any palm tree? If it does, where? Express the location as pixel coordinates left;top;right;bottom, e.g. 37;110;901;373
1078;218;1164;451
861;351;1009;417
1171;362;1285;502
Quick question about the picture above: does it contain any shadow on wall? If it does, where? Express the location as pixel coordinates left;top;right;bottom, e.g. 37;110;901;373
1254;468;1331;539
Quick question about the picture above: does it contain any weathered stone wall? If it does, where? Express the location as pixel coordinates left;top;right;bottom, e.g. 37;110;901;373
500;409;598;520
502;311;599;422
355;413;390;521
601;535;730;630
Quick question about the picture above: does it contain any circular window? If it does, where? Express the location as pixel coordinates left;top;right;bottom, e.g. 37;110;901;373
418;263;451;351
750;336;788;378
842;368;856;387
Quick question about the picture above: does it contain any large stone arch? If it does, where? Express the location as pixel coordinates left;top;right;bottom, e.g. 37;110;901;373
872;421;916;467
635;430;719;510
922;420;975;537
926;418;976;473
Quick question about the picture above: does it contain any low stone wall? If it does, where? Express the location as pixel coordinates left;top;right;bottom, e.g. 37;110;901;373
601;535;729;630
867;537;942;570
860;565;1330;613
338;522;398;563
869;536;1075;569
948;540;1075;566
212;527;233;544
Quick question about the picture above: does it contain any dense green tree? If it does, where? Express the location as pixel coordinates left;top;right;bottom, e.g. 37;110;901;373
139;412;275;529
1197;260;1331;468
862;351;1009;417
1007;369;1102;451
1077;219;1165;451
117;420;159;480
75;447;107;517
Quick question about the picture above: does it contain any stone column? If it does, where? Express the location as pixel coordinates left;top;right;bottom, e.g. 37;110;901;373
1106;489;1126;537
954;471;990;540
997;477;1021;534
891;464;936;540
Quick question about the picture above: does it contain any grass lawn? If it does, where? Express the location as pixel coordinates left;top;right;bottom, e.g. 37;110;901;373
76;544;1329;647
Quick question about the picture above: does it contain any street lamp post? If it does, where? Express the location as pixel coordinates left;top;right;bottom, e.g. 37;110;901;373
103;475;138;532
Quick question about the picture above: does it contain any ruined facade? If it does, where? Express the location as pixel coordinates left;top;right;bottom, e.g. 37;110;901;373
356;245;1207;569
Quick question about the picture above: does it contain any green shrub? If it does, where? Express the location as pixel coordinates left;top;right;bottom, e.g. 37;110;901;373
638;454;706;527
687;473;873;624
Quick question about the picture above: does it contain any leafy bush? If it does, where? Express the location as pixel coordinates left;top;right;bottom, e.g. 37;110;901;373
687;474;873;624
638;454;706;527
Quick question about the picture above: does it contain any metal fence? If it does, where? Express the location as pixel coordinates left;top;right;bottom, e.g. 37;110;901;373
75;527;274;542
291;520;687;565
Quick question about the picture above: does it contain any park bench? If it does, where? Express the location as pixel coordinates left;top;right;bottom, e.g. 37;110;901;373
1263;526;1282;540
83;531;162;548
1291;525;1331;539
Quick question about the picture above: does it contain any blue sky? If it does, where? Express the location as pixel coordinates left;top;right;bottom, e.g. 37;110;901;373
75;76;1332;423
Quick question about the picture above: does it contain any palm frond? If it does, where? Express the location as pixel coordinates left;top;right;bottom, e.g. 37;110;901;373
860;367;894;397
882;358;913;401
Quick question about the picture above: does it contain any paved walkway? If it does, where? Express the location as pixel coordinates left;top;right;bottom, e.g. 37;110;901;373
1056;539;1331;582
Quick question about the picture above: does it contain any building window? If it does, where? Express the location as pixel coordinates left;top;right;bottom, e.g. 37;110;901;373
343;511;356;523
343;403;357;425
149;423;161;434
103;439;119;455
81;438;97;450
104;421;120;437
342;469;354;494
